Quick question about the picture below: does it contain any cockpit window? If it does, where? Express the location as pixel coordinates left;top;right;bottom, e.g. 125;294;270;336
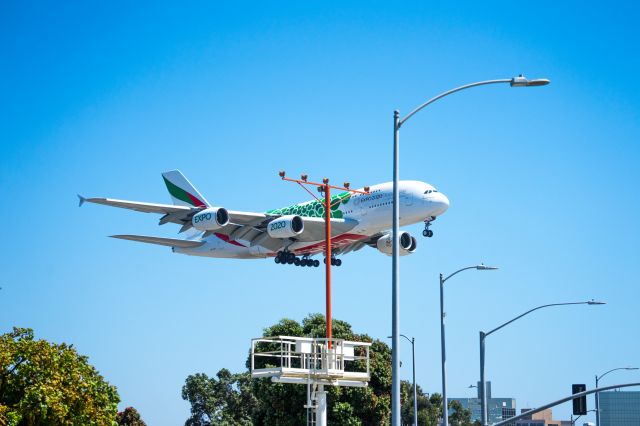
424;189;438;194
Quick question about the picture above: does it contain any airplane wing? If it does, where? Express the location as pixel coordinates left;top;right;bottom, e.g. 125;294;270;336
79;196;272;227
79;196;192;215
295;217;358;242
80;195;359;253
110;234;205;248
214;217;359;253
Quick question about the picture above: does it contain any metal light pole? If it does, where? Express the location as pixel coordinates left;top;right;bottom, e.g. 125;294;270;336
595;367;638;426
440;264;498;426
389;334;418;426
391;75;550;426
479;300;605;426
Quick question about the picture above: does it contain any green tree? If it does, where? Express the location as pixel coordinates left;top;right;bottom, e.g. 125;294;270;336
182;369;256;426
401;382;441;425
184;314;392;425
0;327;120;426
116;407;146;426
183;314;479;425
448;399;475;426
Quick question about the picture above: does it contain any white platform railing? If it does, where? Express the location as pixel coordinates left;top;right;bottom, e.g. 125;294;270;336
250;336;372;386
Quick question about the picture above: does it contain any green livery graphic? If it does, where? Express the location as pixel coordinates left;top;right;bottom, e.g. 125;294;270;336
267;192;352;219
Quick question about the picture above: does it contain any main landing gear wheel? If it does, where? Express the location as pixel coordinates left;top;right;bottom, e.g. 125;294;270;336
324;257;342;266
275;251;319;268
422;229;433;238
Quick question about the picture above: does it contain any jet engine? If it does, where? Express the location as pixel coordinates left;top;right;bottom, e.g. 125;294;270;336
267;215;304;238
191;207;230;231
376;231;417;256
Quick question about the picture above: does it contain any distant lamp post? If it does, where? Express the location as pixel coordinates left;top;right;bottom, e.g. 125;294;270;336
595;366;638;426
388;334;417;426
440;264;498;426
479;300;605;426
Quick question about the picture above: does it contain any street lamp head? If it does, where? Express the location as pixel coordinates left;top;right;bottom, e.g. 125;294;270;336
625;367;640;370
476;264;499;270
510;74;551;87
587;300;606;305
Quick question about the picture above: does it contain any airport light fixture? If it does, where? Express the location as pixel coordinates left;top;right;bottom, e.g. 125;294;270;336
440;264;498;426
479;300;605;426
595;366;639;426
279;171;369;347
390;75;550;426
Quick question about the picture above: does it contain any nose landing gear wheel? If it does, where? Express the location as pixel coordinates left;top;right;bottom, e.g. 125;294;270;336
422;217;435;238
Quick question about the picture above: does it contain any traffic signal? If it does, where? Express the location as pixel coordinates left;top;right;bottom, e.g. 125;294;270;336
572;384;587;415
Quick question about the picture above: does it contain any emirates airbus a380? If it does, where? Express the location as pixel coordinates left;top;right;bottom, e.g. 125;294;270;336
79;170;449;267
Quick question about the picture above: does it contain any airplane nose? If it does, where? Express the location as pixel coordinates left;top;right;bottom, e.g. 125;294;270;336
434;192;449;215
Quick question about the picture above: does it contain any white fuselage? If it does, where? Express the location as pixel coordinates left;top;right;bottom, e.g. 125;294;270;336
174;180;449;259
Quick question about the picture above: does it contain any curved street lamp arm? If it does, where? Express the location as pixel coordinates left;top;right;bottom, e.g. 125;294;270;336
442;266;479;284
598;367;639;382
484;302;590;338
399;79;512;127
399;334;414;345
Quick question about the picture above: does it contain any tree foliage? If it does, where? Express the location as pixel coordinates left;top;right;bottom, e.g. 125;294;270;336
448;399;477;426
181;370;256;426
116;407;146;426
0;327;120;426
182;314;477;425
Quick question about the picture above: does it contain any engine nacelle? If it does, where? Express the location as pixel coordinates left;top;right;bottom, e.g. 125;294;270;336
376;232;417;256
191;207;230;231
267;215;304;239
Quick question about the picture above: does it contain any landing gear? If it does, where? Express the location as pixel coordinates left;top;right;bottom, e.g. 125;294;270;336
422;217;435;238
274;252;319;267
323;256;342;267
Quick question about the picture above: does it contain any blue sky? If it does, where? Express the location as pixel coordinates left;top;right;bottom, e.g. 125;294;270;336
2;1;639;424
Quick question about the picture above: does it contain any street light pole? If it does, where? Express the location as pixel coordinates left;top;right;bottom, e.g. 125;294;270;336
391;75;550;426
479;300;605;426
388;334;417;426
392;110;401;425
410;336;417;426
440;265;498;426
595;367;638;426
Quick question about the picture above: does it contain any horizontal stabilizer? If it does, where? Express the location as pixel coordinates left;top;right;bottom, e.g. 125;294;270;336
110;234;205;248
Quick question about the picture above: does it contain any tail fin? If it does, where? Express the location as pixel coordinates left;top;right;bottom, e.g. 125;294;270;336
161;170;210;208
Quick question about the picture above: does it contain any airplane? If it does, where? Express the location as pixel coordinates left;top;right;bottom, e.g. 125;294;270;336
79;170;449;267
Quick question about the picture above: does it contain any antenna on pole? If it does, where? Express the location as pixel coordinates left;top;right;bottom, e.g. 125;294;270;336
277;173;370;346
